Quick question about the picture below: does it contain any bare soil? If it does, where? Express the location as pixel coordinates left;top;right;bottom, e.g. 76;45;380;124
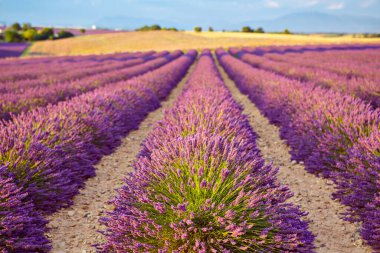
216;62;371;253
46;63;196;253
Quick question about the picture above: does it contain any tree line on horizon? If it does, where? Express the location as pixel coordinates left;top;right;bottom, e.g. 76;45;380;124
0;22;85;43
134;24;292;34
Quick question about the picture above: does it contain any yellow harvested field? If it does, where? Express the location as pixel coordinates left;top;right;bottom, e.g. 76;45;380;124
26;31;380;57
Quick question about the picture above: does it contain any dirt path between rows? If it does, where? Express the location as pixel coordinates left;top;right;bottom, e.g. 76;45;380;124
46;62;196;253
216;62;371;253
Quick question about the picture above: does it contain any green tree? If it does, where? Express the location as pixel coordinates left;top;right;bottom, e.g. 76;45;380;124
194;26;202;32
4;29;23;42
283;28;291;34
22;28;38;41
80;28;86;34
36;28;54;40
136;24;162;31
255;27;265;33
208;27;214;32
150;24;161;30
241;26;253;33
10;22;21;31
22;23;32;31
57;30;74;39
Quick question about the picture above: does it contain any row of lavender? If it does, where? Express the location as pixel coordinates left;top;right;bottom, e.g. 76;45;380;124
0;50;197;252
231;47;380;108
0;52;160;93
98;50;314;252
264;49;380;78
0;42;29;59
0;51;155;81
0;51;183;120
248;43;380;56
217;49;380;250
0;55;144;84
0;48;153;66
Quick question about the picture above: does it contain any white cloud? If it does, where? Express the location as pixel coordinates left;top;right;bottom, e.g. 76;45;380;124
360;0;376;8
266;0;280;8
307;0;320;6
327;2;345;10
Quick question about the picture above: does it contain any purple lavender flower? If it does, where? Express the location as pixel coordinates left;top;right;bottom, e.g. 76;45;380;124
98;50;314;252
0;50;196;249
0;165;50;252
216;47;380;251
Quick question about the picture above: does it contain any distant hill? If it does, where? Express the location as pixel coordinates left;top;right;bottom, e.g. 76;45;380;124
239;12;380;33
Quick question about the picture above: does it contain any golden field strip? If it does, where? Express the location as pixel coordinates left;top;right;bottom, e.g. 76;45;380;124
25;31;380;57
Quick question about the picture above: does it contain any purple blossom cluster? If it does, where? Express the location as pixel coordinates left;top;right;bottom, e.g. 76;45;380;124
216;48;380;250
0;166;50;252
0;51;183;120
98;50;314;252
234;47;380;108
0;50;196;249
0;43;29;59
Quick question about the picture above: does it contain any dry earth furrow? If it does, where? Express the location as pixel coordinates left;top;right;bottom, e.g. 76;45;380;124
46;62;197;253
216;61;371;253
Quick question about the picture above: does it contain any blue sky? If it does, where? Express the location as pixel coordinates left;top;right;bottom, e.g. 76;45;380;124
0;0;379;29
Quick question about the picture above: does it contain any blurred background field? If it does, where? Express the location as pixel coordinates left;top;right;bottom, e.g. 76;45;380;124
25;31;380;57
0;42;29;58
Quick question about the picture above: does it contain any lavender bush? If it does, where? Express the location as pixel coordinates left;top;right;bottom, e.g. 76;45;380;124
0;52;155;93
99;50;314;252
0;50;195;213
0;50;196;249
236;47;380;108
0;51;156;82
0;51;181;120
0;166;50;252
0;43;29;59
217;48;380;250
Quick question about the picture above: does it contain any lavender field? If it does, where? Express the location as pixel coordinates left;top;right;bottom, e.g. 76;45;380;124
0;42;29;58
0;44;379;253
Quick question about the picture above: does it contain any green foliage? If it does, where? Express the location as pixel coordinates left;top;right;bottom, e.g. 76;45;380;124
4;29;23;42
255;27;265;33
150;24;161;30
194;26;202;32
3;22;79;42
354;33;380;38
283;28;291;34
136;24;162;31
241;26;253;33
57;30;74;39
80;28;86;34
22;23;32;31
208;27;214;32
10;22;21;31
35;28;54;40
22;28;38;41
162;27;178;31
